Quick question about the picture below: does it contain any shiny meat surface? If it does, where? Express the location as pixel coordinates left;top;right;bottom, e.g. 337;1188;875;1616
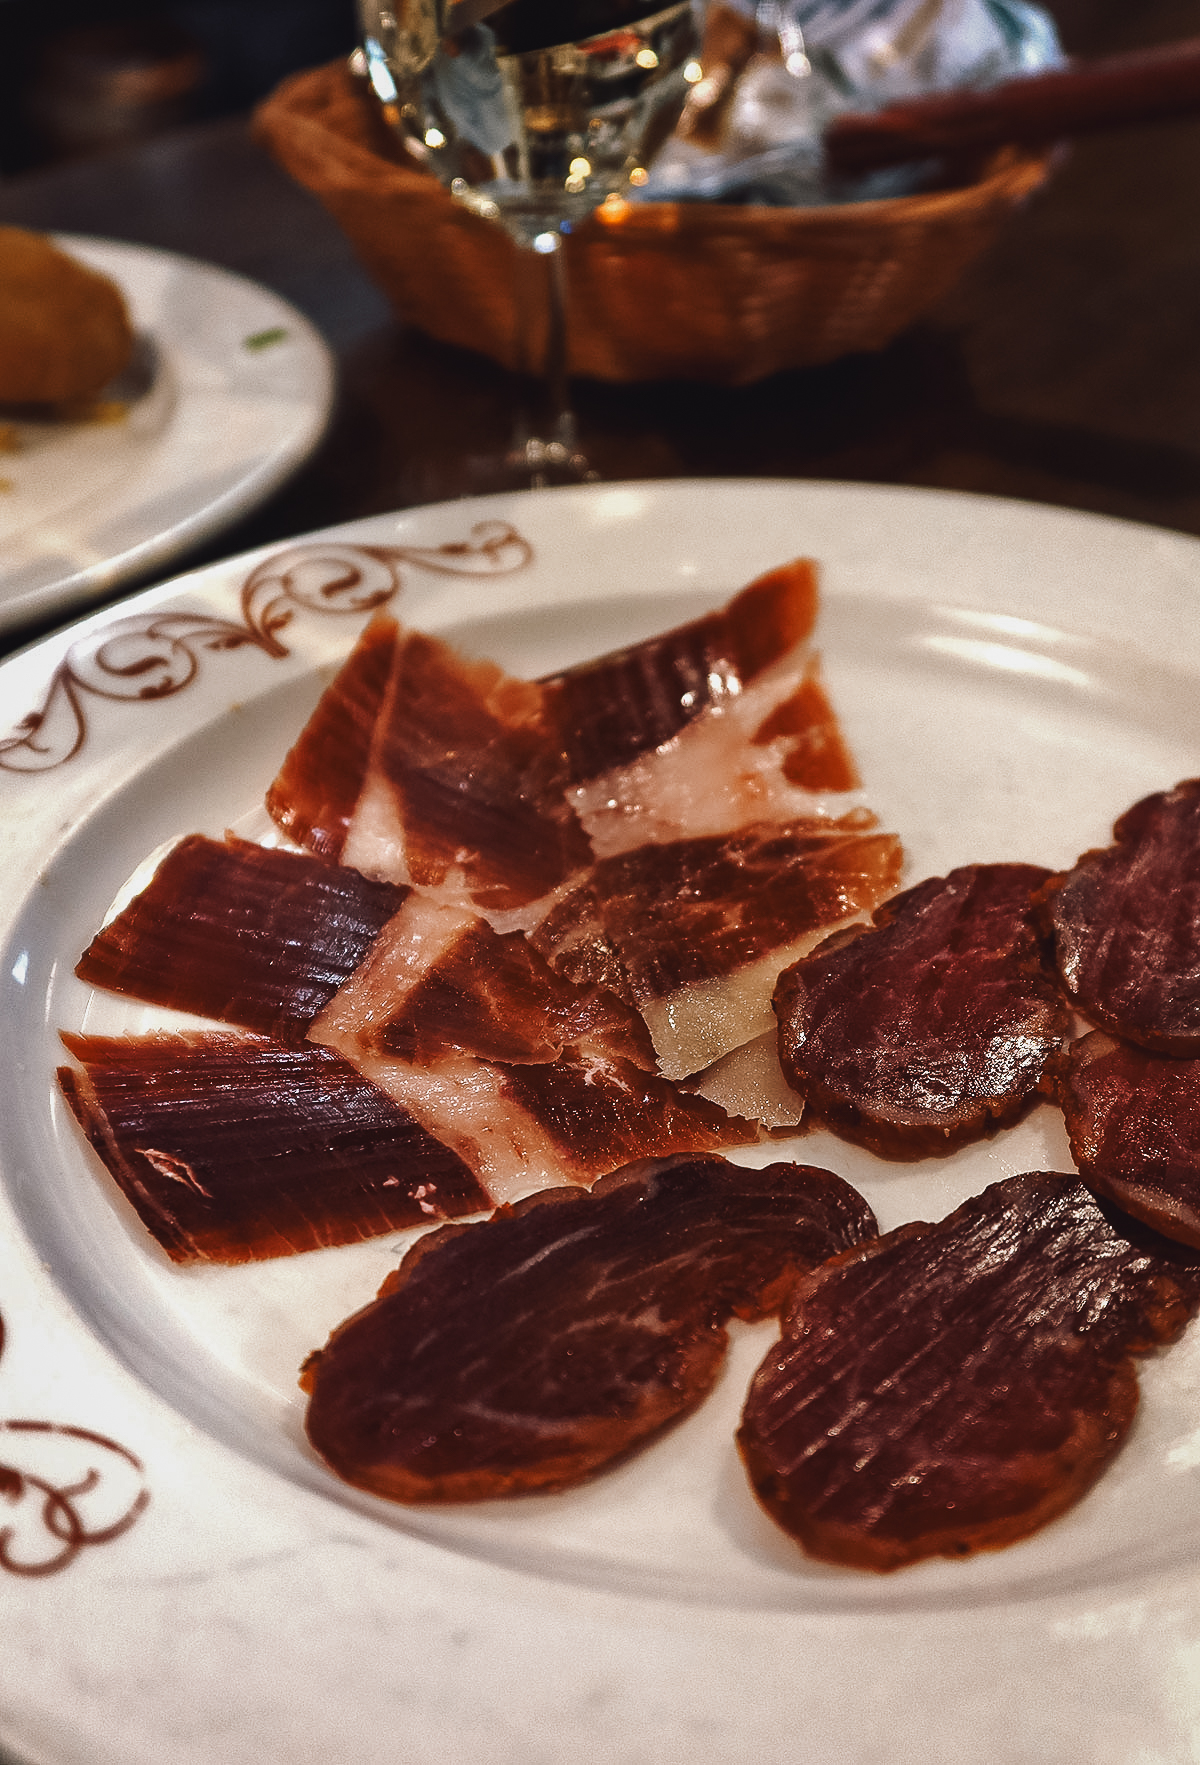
323;1044;762;1204
774;863;1070;1158
738;1171;1200;1571
1039;779;1200;1054
1050;1029;1200;1249
267;613;397;861
310;894;655;1069
272;614;592;913
541;559;818;785
58;1032;488;1262
75;834;405;1042
532;816;902;1079
567;817;899;1003
353;627;590;910
303;1153;876;1502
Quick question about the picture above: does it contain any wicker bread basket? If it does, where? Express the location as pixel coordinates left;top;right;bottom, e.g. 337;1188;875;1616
255;59;1049;386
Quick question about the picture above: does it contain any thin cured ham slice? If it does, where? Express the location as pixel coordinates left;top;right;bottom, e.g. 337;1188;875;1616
269;616;591;914
545;563;866;860
1049;1029;1200;1250
310;894;655;1070
532;815;904;1080
541;559;820;785
774;863;1070;1159
302;1153;877;1503
57;1032;488;1263
264;565;874;915
566;655;868;860
738;1171;1200;1572
75;834;406;1042
750;668;860;793
266;614;396;861
314;1042;761;1205
1038;780;1200;1054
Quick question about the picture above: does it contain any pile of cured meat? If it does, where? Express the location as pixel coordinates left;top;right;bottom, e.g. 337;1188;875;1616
56;558;1200;1574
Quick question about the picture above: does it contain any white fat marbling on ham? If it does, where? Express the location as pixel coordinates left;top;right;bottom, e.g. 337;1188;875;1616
310;894;469;1046
311;1038;761;1206
640;921;864;1080
571;655;868;859
310;891;656;1070
687;1032;804;1132
325;1051;562;1205
340;767;414;888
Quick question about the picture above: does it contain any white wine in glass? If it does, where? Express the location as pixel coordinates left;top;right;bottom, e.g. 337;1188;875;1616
357;0;702;482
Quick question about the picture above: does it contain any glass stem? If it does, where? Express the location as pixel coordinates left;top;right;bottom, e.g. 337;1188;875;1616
540;232;575;458
508;230;590;486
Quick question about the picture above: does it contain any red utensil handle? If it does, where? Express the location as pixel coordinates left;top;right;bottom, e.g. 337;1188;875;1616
824;34;1200;176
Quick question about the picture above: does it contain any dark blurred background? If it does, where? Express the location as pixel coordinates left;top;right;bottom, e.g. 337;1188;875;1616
0;0;1141;179
0;0;357;174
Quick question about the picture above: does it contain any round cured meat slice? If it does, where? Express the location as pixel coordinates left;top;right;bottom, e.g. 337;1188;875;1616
738;1171;1200;1572
1038;779;1200;1054
1049;1029;1200;1249
302;1154;876;1503
773;862;1070;1158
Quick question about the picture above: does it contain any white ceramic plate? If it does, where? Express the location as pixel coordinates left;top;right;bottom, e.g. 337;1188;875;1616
3;479;1200;1765
0;236;334;639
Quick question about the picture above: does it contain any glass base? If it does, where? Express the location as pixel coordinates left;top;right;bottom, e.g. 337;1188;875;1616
505;424;597;489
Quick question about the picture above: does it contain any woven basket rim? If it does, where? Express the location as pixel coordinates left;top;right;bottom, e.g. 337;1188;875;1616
254;60;1052;383
256;61;1051;244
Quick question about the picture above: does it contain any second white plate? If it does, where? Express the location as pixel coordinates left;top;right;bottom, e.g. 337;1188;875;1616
0;235;335;638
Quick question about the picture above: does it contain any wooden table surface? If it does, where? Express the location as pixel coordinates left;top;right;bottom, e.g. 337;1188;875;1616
2;0;1199;650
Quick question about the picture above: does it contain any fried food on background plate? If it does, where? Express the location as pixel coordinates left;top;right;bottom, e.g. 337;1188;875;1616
0;226;135;406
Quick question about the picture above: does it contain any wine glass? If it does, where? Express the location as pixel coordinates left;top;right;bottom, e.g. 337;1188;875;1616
356;0;703;486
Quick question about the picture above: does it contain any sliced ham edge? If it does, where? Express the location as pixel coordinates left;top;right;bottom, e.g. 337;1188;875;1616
312;1040;764;1206
338;624;591;912
73;831;407;1042
567;651;869;861
540;557;821;788
56;1030;490;1264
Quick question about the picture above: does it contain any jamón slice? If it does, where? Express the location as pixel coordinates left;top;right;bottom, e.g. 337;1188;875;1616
774;862;1070;1158
540;561;867;858
316;1042;762;1205
75;834;405;1042
58;1031;488;1262
269;615;591;915
310;893;655;1069
738;1171;1200;1572
540;558;819;786
266;613;397;861
532;815;903;1079
303;1153;876;1503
